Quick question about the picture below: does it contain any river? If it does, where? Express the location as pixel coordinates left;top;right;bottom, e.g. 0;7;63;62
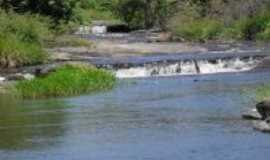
0;70;270;160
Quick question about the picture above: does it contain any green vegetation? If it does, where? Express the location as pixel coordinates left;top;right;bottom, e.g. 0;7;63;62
256;85;270;101
170;18;224;42
15;64;116;99
0;12;50;68
0;0;77;23
168;0;270;42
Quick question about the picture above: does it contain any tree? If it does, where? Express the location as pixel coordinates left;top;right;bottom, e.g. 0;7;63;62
116;0;169;29
0;0;78;23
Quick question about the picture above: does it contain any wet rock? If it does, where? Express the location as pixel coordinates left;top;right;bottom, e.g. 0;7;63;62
254;57;270;70
256;101;270;120
253;120;270;133
7;73;35;81
34;67;56;77
242;108;262;120
7;74;25;81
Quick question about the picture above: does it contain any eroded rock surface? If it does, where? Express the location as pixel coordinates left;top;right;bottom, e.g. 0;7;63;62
256;100;270;120
244;101;270;133
242;108;262;120
253;120;270;132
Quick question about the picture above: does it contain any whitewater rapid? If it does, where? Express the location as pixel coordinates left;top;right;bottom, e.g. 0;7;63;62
115;57;261;78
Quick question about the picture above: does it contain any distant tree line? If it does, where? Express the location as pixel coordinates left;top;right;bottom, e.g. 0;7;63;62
0;0;78;23
0;0;173;29
1;0;270;30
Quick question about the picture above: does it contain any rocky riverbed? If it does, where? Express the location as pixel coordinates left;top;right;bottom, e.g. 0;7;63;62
2;31;270;92
243;101;270;133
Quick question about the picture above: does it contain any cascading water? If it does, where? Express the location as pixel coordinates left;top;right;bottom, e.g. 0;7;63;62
115;57;261;78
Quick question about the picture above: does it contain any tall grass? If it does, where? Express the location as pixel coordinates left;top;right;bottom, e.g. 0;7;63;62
0;12;50;68
15;64;116;99
0;11;51;44
0;35;46;68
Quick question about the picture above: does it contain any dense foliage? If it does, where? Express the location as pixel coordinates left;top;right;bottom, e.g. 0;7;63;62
169;0;270;41
0;12;49;68
0;0;78;22
115;0;170;29
2;0;270;43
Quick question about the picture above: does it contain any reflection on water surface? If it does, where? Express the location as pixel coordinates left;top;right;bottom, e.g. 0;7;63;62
0;72;270;160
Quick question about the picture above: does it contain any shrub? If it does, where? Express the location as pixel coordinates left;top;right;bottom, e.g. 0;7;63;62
0;0;78;23
171;18;224;42
257;27;270;40
0;12;50;68
15;64;116;99
0;11;52;44
0;35;46;68
115;0;169;29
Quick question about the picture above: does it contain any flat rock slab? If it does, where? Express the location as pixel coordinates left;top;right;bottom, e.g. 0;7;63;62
253;121;270;133
242;109;262;120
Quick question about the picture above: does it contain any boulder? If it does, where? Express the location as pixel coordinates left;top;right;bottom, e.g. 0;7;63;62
256;101;270;120
7;74;25;81
0;77;5;82
242;108;262;120
34;66;57;77
253;120;270;133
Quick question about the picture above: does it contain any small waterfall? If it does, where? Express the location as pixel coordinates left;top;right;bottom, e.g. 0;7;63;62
115;57;261;78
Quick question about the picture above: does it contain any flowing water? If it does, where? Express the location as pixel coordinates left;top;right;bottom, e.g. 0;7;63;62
0;70;270;160
115;57;261;78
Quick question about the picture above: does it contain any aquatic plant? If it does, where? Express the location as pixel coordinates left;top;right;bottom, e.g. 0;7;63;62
15;64;116;99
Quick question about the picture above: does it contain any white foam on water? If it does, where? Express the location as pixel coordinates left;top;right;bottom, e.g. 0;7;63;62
115;57;261;79
116;67;150;78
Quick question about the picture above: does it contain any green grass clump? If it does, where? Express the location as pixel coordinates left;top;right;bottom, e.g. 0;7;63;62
256;85;270;102
15;64;116;99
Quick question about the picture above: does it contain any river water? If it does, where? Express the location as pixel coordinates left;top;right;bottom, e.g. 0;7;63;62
1;71;270;160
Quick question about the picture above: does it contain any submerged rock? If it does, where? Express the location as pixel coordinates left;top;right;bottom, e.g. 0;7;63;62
7;73;35;81
256;101;270;120
253;120;270;133
242;108;262;120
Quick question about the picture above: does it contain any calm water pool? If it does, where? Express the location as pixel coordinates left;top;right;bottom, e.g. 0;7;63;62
1;71;270;160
